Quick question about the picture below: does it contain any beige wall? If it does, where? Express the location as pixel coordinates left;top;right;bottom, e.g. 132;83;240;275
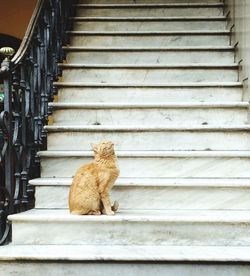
225;0;250;99
0;0;37;39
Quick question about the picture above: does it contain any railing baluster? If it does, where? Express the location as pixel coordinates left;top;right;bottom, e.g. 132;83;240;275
0;0;74;245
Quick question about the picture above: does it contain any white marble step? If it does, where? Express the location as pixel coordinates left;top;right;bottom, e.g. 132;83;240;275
69;31;230;47
80;0;224;3
60;64;238;83
72;17;226;31
54;83;243;103
0;244;250;262
46;125;250;151
75;4;223;17
9;209;250;246
1;245;250;276
49;102;248;126
31;177;250;210
64;47;234;64
38;150;250;178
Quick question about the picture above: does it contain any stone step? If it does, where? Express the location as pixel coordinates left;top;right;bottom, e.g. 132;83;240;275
64;46;234;64
9;209;250;246
54;83;243;103
1;245;250;276
71;17;226;31
31;177;250;210
78;0;223;4
38;150;250;178
49;102;248;126
74;4;223;17
46;125;250;151
60;64;238;83
79;0;224;3
0;244;249;262
69;31;230;46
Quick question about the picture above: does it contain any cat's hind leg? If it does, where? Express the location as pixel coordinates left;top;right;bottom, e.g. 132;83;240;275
70;210;84;215
70;209;101;215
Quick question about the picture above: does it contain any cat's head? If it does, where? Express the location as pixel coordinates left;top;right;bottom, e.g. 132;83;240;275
91;140;115;158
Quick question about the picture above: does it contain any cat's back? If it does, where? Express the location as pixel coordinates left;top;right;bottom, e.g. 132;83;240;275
71;162;98;188
75;162;98;176
69;162;100;212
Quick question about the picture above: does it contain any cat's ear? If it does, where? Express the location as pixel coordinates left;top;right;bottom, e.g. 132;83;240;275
91;143;98;153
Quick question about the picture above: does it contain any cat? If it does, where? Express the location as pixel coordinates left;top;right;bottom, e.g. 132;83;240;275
68;140;120;215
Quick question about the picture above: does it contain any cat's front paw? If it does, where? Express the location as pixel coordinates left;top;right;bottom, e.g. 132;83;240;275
106;210;115;216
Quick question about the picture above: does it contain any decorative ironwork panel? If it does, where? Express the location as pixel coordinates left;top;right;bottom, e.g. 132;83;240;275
0;0;74;245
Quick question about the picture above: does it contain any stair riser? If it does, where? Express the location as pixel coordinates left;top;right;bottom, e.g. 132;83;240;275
75;7;223;17
61;68;238;83
47;131;250;151
66;50;233;64
73;21;226;31
70;34;230;47
35;185;250;210
51;107;247;126
11;219;250;246
40;156;250;178
57;87;243;103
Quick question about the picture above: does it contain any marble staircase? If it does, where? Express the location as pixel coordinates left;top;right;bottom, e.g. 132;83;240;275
2;0;250;275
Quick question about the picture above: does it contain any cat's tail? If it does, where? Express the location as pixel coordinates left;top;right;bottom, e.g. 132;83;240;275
112;201;119;212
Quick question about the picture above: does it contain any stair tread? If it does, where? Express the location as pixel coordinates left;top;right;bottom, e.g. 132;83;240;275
73;2;224;9
37;150;250;157
49;102;248;108
8;209;250;222
68;30;230;34
45;125;250;132
59;63;238;68
29;177;250;187
70;16;227;21
74;3;224;7
53;82;243;87
1;244;250;262
63;46;234;51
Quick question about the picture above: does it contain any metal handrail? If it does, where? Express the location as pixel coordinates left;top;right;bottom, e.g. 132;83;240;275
12;0;44;65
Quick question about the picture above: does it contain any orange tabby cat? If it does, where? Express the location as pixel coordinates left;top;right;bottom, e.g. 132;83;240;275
69;140;120;215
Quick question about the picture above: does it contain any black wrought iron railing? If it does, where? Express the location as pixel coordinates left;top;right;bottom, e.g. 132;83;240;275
0;0;74;245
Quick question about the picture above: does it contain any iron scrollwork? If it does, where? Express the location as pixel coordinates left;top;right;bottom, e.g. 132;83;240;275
0;0;74;245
